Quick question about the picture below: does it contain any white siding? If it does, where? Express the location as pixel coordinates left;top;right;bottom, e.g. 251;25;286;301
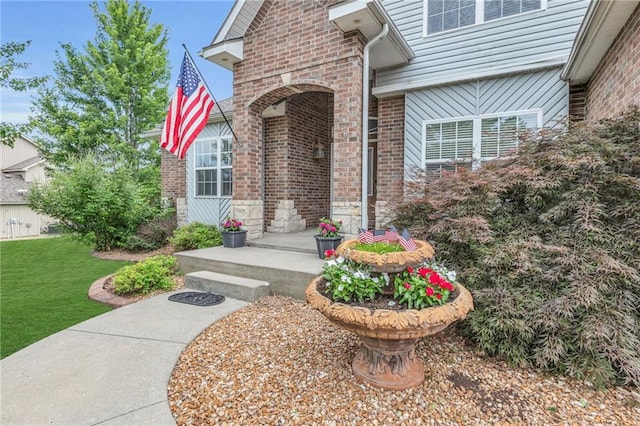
405;68;568;168
378;0;588;91
185;121;234;226
1;204;51;239
0;137;39;169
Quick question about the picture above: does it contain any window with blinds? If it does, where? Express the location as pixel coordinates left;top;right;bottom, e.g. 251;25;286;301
480;113;538;160
425;0;544;35
423;110;540;176
425;120;473;175
195;137;233;197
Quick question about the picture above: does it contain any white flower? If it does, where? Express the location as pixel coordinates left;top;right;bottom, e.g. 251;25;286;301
337;285;344;291
326;259;337;267
336;256;345;264
341;275;351;284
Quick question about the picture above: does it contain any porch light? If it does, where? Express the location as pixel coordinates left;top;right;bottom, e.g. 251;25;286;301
313;140;325;159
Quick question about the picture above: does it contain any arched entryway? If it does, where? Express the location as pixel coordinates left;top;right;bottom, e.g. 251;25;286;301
250;84;335;233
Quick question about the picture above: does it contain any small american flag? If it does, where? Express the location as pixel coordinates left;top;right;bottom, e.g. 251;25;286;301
358;228;374;244
386;226;399;242
373;230;387;242
161;54;215;159
399;228;418;252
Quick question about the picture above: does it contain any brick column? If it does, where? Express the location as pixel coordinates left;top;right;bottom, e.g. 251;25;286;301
375;95;405;228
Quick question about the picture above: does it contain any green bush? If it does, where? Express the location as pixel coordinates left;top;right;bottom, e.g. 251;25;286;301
169;222;222;251
28;153;153;251
392;107;640;387
113;255;177;295
121;210;177;252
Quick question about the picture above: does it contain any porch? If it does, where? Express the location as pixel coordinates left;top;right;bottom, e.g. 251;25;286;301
174;229;324;301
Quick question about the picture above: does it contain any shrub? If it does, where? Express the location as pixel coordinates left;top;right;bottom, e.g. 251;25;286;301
28;153;153;251
392;107;640;387
113;255;177;295
121;210;177;252
169;222;222;251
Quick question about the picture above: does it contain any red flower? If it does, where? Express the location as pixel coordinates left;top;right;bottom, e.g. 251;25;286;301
429;273;442;285
418;267;429;278
436;293;442;300
324;249;335;259
403;282;411;290
426;287;434;296
406;266;414;274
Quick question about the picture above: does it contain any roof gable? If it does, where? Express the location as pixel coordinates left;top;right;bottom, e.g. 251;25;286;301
201;0;413;71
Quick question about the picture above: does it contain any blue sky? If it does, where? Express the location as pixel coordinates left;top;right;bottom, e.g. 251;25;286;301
0;0;235;124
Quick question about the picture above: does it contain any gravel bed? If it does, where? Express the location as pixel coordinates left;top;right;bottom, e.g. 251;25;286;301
168;296;639;425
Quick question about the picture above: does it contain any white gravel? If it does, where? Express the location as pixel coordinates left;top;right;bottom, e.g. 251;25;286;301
168;296;639;425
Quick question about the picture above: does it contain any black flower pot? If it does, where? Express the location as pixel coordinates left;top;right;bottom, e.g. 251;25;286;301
221;230;247;248
314;235;344;259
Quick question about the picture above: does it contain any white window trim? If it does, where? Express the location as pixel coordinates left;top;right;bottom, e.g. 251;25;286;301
423;0;548;38
421;109;543;171
194;136;233;199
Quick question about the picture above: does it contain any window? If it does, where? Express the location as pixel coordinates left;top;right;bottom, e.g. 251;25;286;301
195;137;232;197
423;110;541;176
425;0;544;35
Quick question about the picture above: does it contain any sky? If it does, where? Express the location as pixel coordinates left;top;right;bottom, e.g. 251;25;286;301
0;0;235;125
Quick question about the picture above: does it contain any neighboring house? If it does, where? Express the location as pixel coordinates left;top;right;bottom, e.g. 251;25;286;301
0;135;51;238
562;0;640;121
159;0;591;239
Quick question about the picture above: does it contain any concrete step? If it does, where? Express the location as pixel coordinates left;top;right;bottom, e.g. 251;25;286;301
175;246;323;300
185;270;270;303
247;239;316;254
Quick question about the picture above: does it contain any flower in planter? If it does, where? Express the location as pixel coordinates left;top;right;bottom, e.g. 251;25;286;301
221;217;243;232
318;217;342;238
321;252;387;303
321;247;457;309
393;262;456;309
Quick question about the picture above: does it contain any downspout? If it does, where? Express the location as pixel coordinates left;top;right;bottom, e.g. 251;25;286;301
361;23;388;230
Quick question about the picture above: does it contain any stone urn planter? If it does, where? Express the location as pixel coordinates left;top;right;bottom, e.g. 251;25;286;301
306;239;474;390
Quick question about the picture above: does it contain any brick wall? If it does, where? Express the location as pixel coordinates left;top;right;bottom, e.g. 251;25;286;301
569;84;587;121
287;92;332;226
376;95;405;204
586;4;640;121
160;151;186;200
263;92;331;229
231;0;366;235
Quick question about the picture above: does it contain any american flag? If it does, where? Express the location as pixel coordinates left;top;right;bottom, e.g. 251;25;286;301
161;54;215;159
358;228;374;244
386;226;399;242
399;228;418;252
373;230;387;242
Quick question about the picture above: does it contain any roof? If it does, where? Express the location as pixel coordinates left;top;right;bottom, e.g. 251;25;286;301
200;0;414;71
3;155;44;173
562;0;640;83
0;174;31;204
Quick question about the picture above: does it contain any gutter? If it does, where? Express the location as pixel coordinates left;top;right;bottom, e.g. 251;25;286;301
361;23;388;230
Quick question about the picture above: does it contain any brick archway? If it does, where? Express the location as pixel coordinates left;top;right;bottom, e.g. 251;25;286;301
249;85;335;233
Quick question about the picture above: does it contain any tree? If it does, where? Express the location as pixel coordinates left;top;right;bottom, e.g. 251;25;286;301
0;41;47;147
392;108;640;387
30;0;170;189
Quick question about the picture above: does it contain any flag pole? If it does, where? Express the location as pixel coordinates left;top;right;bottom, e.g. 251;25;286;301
182;44;237;142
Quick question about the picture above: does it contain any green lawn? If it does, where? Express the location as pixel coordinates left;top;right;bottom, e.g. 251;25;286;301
0;237;131;358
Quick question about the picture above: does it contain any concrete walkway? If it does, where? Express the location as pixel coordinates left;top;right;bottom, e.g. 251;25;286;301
0;291;248;425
